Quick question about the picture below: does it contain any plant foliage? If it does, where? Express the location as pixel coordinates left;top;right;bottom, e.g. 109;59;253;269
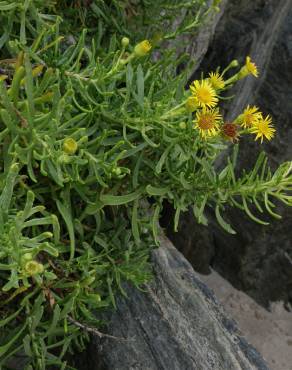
0;0;291;369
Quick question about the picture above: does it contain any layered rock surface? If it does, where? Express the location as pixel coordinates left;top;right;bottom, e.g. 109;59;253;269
76;237;268;370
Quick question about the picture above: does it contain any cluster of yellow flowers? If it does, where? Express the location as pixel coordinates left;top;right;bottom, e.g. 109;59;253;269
237;106;275;143
115;39;275;144
186;57;275;143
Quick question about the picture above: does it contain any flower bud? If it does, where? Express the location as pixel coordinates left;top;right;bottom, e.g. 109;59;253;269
121;37;130;47
58;154;71;164
112;167;122;176
89;293;101;302
21;253;33;263
179;122;187;129
63;138;78;155
229;59;239;68
25;261;44;276
185;96;198;112
134;40;152;57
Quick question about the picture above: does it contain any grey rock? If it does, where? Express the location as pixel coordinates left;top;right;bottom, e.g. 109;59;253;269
77;236;269;370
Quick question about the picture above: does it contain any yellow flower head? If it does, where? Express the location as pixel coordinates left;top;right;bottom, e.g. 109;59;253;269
190;80;218;108
208;72;225;90
239;56;258;78
250;114;275;143
238;105;262;129
25;261;44;276
63;138;78;155
185;96;198;112
134;40;152;57
245;56;258;77
194;107;222;139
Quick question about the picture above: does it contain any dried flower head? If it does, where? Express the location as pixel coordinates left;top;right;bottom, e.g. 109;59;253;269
222;122;239;142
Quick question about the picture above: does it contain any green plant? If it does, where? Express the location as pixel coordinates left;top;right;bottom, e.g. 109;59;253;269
0;1;291;369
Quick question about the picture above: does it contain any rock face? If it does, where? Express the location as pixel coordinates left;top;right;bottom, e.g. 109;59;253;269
76;236;269;370
200;270;292;370
166;0;292;308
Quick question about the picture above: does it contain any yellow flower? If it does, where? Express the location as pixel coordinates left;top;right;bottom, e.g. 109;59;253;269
134;40;152;57
194;108;222;139
250;115;275;143
25;261;44;276
190;80;218;108
238;105;262;128
238;56;258;78
185;96;198;112
245;56;258;77
63;138;78;155
208;72;225;90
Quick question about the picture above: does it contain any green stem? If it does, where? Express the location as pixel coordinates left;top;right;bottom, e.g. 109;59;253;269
161;101;186;119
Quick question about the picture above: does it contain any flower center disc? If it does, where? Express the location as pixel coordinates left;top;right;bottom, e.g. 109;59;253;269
245;114;253;126
197;88;212;104
198;114;214;130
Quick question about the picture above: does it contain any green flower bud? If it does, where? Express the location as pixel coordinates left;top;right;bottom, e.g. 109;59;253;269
88;293;101;302
112;167;122;176
134;40;152;57
63;138;78;155
121;37;130;47
21;253;33;263
25;261;44;276
185;96;198;112
179;122;187;129
230;60;239;68
58;154;71;164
